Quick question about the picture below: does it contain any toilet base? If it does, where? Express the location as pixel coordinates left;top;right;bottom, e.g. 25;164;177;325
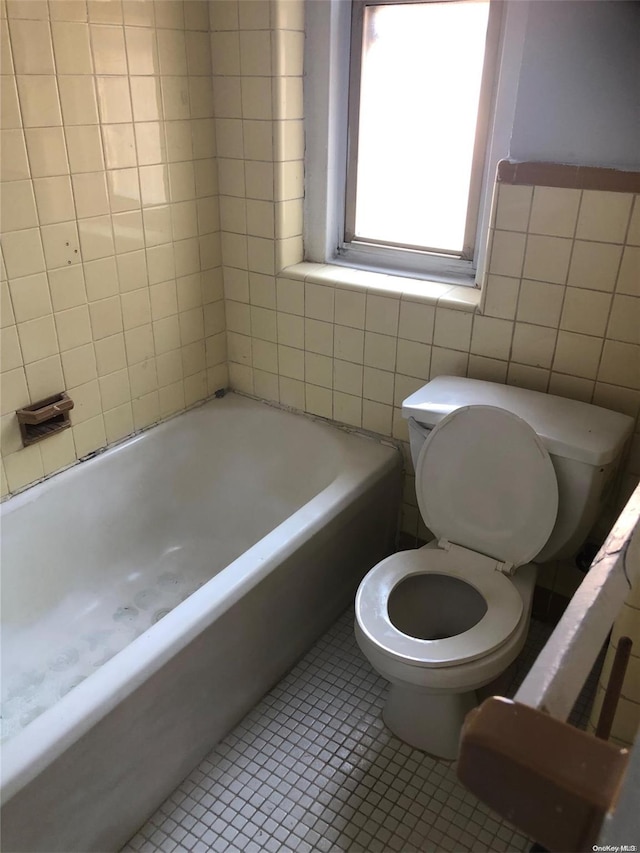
383;683;478;759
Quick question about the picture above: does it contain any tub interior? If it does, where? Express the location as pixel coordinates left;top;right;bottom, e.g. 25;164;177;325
0;396;346;743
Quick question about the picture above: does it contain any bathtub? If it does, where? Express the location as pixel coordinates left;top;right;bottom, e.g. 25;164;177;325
1;393;401;852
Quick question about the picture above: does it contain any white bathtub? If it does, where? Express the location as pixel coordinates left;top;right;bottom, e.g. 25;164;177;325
1;393;401;852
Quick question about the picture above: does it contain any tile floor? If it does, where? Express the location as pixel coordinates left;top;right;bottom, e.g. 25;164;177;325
123;609;600;853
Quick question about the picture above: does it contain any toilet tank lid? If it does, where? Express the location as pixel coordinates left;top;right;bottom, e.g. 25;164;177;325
402;376;633;466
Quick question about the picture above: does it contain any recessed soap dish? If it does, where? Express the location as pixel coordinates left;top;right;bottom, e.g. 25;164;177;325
16;392;74;447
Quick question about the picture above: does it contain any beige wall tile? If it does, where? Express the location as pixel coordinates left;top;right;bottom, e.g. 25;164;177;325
429;346;468;378
25;126;68;177
553;330;603;380
1;75;22;129
73;413;106;456
507;362;549;393
398;301;434;344
128;357;158;397
598;340;640;390
33;175;75;225
0;366;29;415
592;382;640;419
6;1;50;21
96;76;131;123
363;331;396;371
560;288;611;338
577;190;633;244
41;221;81;269
480;275;519;321
24;353;64;400
65;125;105;173
91;24;127;75
73;171;110;218
467;354;508;384
470;316;513;361
78;215;114;260
89;0;123;25
627;198;640;246
568;240;623;292
495;184;532;232
528;186;581;238
50;1;88;22
333;390;361;428
433;307;472;352
333;325;363;364
4;444;44;491
103;402;133;443
154;0;183;29
2;228;46;278
395;339;430;380
8;272;52;322
1;324;22;372
61;342;98;388
333;359;362;397
0;128;30;180
130;76;162;122
39;427;75;475
131;390;160;430
607;295;640;345
365;294;399;337
48;265;87;311
548;373;594;403
305;351;332;389
237;0;269;30
511;322;557;370
52;21;93;74
58;75;99;125
523;235;572;285
0;180;38;232
517;279;564;328
17;315;58;363
488;230;526;278
16;75;63;126
9;18;55;74
616;246;640;297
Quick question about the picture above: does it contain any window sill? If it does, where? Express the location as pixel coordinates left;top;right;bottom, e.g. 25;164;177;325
279;262;482;313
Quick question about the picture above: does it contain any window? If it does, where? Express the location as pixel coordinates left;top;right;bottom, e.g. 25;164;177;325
305;0;525;287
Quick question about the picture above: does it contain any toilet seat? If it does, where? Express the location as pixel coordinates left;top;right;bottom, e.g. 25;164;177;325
355;547;524;668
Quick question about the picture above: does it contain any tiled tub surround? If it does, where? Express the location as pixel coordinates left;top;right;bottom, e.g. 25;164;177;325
0;393;401;853
0;0;226;498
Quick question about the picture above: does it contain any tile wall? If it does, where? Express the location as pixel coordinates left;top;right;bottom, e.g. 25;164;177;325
0;0;226;496
210;0;306;403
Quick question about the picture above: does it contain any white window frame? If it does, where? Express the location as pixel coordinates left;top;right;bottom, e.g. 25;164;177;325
304;0;529;288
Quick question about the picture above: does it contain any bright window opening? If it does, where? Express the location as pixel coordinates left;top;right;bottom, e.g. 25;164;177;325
346;0;493;261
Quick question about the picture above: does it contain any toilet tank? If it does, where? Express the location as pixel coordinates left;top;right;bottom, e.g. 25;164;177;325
402;377;634;562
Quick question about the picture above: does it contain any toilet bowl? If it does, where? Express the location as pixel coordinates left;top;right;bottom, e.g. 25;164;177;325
355;377;633;759
355;544;537;757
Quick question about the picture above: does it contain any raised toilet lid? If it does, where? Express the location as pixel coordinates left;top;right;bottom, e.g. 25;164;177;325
415;405;559;567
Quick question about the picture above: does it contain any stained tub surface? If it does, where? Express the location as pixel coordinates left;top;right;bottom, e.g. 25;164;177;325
1;393;401;852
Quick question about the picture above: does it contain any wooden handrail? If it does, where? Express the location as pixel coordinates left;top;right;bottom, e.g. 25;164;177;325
458;697;629;853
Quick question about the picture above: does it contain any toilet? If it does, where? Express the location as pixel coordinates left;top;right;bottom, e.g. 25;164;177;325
355;376;633;758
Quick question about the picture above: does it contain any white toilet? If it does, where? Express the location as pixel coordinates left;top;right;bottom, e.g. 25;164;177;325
355;376;633;758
